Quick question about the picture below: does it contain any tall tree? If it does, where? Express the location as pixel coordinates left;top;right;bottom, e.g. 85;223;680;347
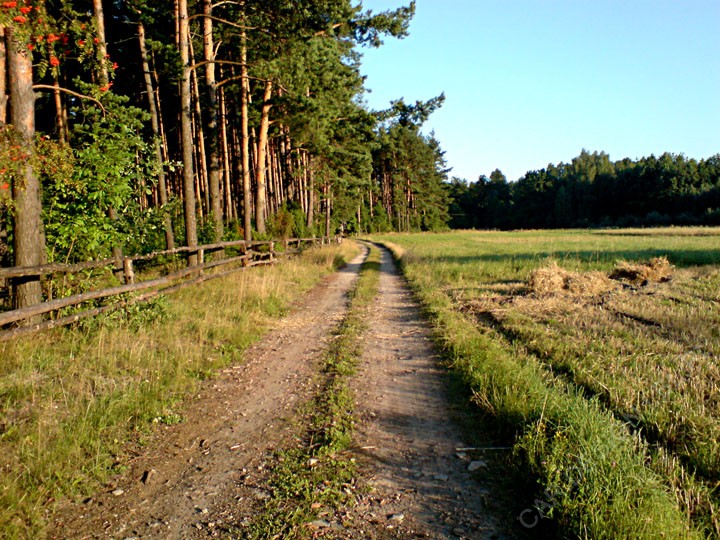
6;27;44;309
254;79;273;235
178;0;198;264
137;16;174;249
202;0;222;241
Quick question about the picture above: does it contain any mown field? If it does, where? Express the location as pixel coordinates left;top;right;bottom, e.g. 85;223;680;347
0;242;360;539
371;228;720;539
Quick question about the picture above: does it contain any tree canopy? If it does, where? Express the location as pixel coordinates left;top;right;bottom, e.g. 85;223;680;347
0;0;451;307
449;150;720;230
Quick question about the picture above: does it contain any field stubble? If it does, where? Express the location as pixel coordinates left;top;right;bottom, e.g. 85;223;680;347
372;228;720;539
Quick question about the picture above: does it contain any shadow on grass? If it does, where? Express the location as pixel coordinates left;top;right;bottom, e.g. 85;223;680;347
429;248;720;269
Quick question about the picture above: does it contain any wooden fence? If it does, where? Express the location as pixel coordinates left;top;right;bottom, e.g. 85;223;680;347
0;236;336;341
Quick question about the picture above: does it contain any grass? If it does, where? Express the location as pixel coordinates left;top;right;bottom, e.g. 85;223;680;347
242;244;381;539
0;241;360;540
370;228;720;539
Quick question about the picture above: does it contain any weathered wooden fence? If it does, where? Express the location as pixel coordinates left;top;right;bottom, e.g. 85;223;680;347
0;236;337;341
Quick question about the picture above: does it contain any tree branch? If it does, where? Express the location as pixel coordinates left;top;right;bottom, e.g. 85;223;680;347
187;13;255;30
217;73;288;94
32;84;107;114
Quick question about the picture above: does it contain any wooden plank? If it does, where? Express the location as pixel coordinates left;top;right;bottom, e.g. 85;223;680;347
0;239;272;278
0;255;262;341
0;255;249;327
0;257;121;279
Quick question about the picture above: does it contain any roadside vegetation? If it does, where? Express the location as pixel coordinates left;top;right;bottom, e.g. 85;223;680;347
372;228;720;539
0;242;359;539
244;244;381;538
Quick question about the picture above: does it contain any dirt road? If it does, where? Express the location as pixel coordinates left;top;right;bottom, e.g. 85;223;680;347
50;243;526;539
343;245;523;539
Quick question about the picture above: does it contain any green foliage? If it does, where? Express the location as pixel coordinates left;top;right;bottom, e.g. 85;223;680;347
450;149;720;230
371;103;451;232
268;204;296;240
42;83;159;262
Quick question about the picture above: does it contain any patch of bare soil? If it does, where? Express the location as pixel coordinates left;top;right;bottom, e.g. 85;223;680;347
48;247;369;539
343;246;526;540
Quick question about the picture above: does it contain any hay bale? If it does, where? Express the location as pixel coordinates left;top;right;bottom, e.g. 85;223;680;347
529;262;619;297
565;271;618;296
610;256;674;285
528;262;570;295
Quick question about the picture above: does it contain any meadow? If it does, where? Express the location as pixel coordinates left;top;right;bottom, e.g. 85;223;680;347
371;228;720;539
0;242;359;539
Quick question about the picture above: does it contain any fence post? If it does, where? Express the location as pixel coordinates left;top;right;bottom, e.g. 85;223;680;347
123;258;135;285
269;242;275;262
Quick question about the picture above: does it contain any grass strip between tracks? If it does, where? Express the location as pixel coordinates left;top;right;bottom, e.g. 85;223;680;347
244;244;381;538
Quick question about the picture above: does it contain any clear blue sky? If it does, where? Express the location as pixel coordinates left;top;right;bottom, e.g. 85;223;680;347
357;0;720;182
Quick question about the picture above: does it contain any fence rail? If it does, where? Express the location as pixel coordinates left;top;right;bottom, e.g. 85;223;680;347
0;236;336;341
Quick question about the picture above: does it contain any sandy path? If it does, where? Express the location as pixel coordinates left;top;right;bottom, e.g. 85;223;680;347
346;245;524;539
49;246;369;539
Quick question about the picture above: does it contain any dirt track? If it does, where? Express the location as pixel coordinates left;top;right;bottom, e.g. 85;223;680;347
50;243;526;539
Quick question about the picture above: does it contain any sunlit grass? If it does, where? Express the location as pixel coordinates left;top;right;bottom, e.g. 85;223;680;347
371;228;720;538
0;241;360;539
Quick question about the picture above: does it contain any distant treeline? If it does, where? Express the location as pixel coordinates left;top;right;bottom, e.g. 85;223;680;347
448;150;720;229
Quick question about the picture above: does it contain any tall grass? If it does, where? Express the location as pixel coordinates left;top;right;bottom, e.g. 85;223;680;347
372;229;720;538
0;242;360;539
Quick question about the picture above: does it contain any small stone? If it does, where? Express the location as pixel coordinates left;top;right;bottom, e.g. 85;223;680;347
307;458;319;467
456;452;468;460
111;489;125;496
388;513;405;522
307;519;332;529
433;474;449;481
468;460;487;471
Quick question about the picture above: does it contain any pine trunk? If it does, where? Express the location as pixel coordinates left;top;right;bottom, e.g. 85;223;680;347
178;0;198;265
254;80;273;235
203;0;223;242
7;28;44;310
52;78;68;143
0;26;7;123
324;184;331;239
219;85;234;222
189;54;208;218
306;155;314;230
138;21;174;249
240;31;252;242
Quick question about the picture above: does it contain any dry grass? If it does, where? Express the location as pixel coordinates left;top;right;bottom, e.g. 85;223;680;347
609;256;674;285
528;260;619;296
0;241;360;539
